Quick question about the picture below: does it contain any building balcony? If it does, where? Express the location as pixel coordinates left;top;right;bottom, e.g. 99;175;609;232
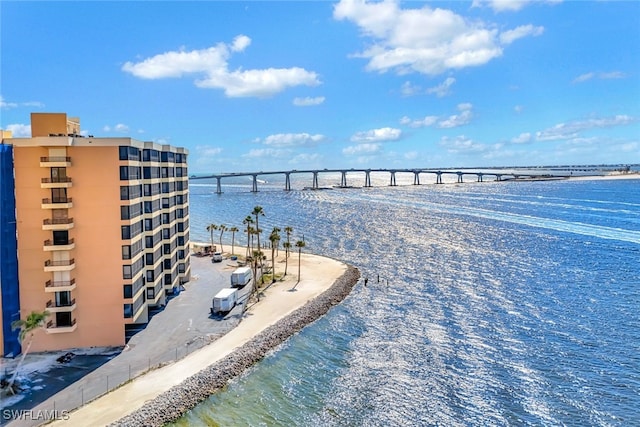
41;177;73;189
46;298;77;313
45;318;77;334
40;156;72;167
44;258;75;272
45;278;76;292
43;238;75;251
41;198;73;209
42;217;74;230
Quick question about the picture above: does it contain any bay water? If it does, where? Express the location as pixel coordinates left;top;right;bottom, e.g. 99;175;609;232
174;175;639;426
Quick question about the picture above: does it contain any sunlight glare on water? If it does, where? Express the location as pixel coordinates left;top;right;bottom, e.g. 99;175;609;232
172;178;640;426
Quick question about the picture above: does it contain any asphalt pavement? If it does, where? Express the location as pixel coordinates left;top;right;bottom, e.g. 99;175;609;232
4;254;251;427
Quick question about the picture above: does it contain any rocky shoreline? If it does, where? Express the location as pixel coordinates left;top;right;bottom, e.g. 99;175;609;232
109;265;360;427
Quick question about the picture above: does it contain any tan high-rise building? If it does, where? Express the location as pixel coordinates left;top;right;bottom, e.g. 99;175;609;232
1;113;190;353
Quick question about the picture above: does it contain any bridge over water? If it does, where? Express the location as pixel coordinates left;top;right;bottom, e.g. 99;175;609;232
189;167;593;194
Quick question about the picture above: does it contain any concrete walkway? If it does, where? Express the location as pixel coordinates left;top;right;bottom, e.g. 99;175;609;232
5;255;249;427
47;252;346;427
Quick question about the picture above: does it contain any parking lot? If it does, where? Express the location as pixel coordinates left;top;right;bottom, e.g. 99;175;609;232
5;254;253;426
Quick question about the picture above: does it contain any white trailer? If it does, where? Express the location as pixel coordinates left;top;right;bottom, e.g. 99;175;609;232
212;288;238;314
230;267;252;287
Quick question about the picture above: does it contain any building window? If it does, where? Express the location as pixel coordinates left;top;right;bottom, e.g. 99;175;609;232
124;304;133;318
51;188;67;203
146;287;155;300
55;291;72;307
122;245;131;260
123;285;133;299
120;205;130;220
52;230;69;245
121;226;131;240
123;265;132;279
56;312;73;327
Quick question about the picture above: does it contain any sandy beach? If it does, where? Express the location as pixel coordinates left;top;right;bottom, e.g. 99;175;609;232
45;251;357;427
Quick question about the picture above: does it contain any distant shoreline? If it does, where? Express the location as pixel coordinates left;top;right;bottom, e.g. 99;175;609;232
567;172;640;181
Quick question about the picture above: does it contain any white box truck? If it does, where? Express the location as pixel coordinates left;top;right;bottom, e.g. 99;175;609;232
212;288;238;314
230;267;252;287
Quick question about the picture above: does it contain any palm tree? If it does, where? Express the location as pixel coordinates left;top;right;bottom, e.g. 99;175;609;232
251;249;265;300
293;240;306;289
252;206;265;252
242;216;254;257
284;226;293;258
269;227;281;283
206;224;218;252
229;226;239;255
7;310;49;395
218;224;228;253
283;242;291;276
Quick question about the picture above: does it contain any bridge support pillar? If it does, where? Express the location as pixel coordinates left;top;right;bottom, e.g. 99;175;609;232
216;177;222;194
477;174;483;182
285;173;291;191
340;171;347;187
252;175;258;192
413;171;420;185
312;172;319;189
436;172;443;184
457;173;463;183
390;171;397;186
364;171;371;187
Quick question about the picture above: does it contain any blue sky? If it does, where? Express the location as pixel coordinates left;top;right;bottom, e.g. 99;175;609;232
1;1;639;173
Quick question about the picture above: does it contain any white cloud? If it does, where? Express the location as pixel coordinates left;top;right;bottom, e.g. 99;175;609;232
244;148;291;159
511;132;532;144
195;146;223;157
427;77;456;97
514;105;524;113
400;81;422;96
122;36;321;98
0;96;17;109
333;0;544;76
536;115;637;141
401;115;438;128
438;103;473;128
0;95;44;109
293;96;325;106
401;103;473;128
6;123;31;137
572;71;626;84
115;124;130;133
439;135;487;154
472;0;562;13
231;35;251;52
350;127;402;142
102;124;131;133
258;133;326;147
343;142;382;155
499;25;544;45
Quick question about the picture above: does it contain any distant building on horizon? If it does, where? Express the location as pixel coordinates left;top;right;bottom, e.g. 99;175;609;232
0;113;190;355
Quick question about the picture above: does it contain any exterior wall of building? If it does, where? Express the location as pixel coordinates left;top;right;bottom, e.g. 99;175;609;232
13;144;126;350
0;144;22;357
6;113;190;353
30;113;80;137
